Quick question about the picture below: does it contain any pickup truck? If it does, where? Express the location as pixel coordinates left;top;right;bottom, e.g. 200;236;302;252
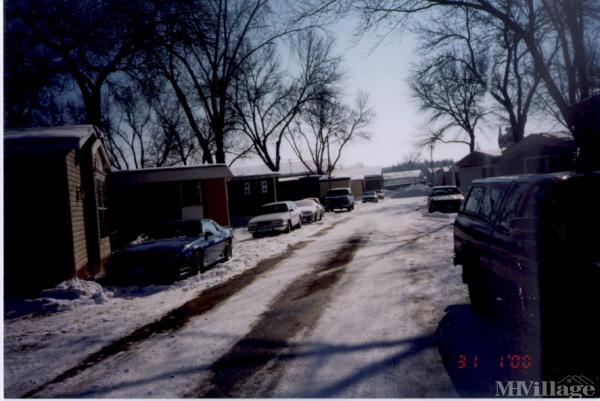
323;188;355;212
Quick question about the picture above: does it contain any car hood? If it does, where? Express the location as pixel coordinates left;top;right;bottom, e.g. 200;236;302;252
249;213;288;223
120;237;196;255
431;194;464;201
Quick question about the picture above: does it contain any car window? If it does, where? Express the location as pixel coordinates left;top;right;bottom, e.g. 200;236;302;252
480;185;505;221
463;187;484;214
202;220;219;237
489;185;508;222
296;200;314;207
327;189;350;196
432;187;460;196
517;182;552;218
260;203;289;214
497;183;527;231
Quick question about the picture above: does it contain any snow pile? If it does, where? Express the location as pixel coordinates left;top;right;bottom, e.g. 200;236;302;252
389;184;431;199
5;279;114;319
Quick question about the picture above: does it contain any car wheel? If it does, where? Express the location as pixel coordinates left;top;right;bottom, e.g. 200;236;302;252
196;250;206;274
297;218;302;229
222;240;232;262
428;204;434;213
252;232;260;239
284;221;292;233
464;256;493;316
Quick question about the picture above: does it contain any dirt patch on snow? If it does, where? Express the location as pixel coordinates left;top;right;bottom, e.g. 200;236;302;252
23;240;311;398
190;234;366;397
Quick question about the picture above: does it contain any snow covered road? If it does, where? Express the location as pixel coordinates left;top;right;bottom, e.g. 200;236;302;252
5;197;469;397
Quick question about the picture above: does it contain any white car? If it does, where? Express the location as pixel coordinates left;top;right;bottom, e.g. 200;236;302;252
296;199;324;223
248;201;302;237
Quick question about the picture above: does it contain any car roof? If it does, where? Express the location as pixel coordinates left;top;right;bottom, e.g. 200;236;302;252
262;201;291;206
470;171;600;186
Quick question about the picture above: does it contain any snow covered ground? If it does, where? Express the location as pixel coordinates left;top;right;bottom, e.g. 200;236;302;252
4;197;468;398
3;212;343;397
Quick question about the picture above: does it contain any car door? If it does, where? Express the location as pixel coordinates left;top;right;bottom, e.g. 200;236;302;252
456;185;493;267
289;202;299;225
490;182;541;311
201;220;220;264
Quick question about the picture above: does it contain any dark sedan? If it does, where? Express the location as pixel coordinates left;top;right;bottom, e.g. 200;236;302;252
427;186;464;212
106;219;233;284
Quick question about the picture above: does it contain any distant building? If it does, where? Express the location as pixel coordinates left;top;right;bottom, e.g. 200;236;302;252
319;176;352;197
454;132;577;192
109;164;232;248
432;166;460;187
364;174;384;192
455;150;502;192
351;179;364;197
277;175;323;201
228;173;279;227
5;125;111;293
499;132;577;175
383;170;424;190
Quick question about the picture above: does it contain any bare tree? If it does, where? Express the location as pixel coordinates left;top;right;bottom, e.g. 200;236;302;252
410;49;487;152
417;6;542;144
310;0;600;134
231;30;343;171
288;90;374;174
106;71;202;169
6;0;160;128
150;0;319;165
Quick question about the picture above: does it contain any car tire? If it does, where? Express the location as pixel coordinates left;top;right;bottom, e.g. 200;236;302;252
222;241;232;262
284;221;292;233
465;257;493;316
196;250;206;274
428;204;434;213
252;232;260;239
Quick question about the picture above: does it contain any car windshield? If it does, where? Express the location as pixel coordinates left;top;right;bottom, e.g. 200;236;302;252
327;189;350;196
296;200;315;207
432;187;460;196
365;191;376;196
260;203;289;214
145;220;203;240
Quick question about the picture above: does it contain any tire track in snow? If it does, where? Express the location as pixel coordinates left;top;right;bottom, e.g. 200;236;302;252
23;232;334;398
189;234;367;397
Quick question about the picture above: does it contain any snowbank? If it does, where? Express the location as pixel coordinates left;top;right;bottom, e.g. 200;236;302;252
5;279;113;319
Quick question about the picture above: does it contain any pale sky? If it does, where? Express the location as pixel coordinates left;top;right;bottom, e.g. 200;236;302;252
236;15;561;170
331;16;502;168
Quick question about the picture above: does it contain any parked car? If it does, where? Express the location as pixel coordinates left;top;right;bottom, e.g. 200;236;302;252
362;191;379;203
296;199;324;223
306;197;326;218
376;190;385;200
323;188;355;211
454;172;600;321
428;186;464;212
106;219;233;284
248;201;302;237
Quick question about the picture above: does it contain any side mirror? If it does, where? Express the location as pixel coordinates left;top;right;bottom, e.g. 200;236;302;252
204;232;213;239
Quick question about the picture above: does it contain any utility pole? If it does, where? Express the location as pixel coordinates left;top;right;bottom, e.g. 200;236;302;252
429;143;434;186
